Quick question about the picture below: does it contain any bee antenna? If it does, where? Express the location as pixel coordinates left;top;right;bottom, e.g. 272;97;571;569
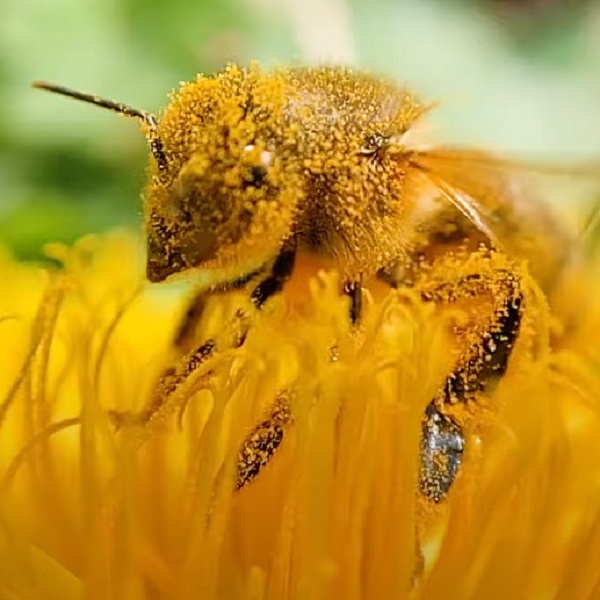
32;81;151;123
32;81;168;172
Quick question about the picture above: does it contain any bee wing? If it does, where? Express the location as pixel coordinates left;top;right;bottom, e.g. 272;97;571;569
402;146;600;299
410;147;600;252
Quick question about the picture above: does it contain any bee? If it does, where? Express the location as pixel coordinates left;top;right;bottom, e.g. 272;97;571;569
33;64;599;502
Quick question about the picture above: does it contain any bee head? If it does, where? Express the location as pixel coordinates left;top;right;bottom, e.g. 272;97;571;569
143;65;304;283
33;67;304;285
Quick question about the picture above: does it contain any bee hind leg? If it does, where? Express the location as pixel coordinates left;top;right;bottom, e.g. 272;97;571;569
419;403;464;503
423;269;523;502
379;261;524;502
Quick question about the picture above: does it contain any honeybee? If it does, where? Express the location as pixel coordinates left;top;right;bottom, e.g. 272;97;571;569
34;64;599;502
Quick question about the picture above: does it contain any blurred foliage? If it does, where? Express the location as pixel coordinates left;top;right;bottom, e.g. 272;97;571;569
465;0;596;57
1;0;599;258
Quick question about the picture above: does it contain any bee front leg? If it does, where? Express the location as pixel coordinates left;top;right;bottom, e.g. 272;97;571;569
112;241;298;428
110;276;254;427
172;269;260;355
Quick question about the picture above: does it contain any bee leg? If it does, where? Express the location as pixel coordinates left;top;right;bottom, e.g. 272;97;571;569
172;270;260;354
109;335;218;428
344;280;363;325
225;240;300;488
236;392;292;489
440;289;523;402
419;275;523;503
379;266;523;502
167;239;296;381
237;269;361;489
229;242;300;488
108;270;263;427
419;403;464;503
145;339;218;423
235;277;362;488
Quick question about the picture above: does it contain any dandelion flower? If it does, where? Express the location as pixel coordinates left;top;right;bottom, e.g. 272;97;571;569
1;232;600;600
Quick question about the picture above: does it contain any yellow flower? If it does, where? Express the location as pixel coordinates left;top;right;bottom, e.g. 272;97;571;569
1;232;600;600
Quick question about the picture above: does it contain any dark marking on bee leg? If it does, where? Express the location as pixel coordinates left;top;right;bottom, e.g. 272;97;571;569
344;280;363;325
237;393;292;489
109;338;217;427
144;339;217;421
251;240;297;309
442;290;523;403
419;403;464;503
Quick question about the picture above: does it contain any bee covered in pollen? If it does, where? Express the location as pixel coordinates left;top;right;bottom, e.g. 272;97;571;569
33;64;600;503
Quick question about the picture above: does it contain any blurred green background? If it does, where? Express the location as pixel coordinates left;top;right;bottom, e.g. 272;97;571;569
1;0;600;258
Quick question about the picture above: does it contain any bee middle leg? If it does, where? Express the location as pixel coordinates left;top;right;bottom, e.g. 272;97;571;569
236;274;363;490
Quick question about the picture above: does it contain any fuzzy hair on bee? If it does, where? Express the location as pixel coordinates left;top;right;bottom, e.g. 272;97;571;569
142;64;436;287
33;64;595;293
33;63;600;502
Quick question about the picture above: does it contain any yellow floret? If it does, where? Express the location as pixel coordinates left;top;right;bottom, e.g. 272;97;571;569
0;233;600;599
